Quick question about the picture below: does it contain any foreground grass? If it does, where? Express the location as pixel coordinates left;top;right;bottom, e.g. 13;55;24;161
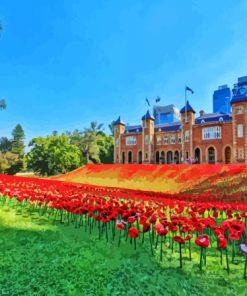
0;207;246;296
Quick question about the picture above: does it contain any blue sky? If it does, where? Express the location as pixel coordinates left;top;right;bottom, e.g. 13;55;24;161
1;0;247;146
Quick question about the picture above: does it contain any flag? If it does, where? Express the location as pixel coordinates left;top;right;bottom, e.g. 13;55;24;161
145;98;150;106
185;86;194;94
155;96;161;103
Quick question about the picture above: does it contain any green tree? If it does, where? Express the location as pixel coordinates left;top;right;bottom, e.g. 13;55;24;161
27;135;81;176
0;152;19;174
70;122;104;164
11;124;25;157
97;133;114;163
0;137;12;152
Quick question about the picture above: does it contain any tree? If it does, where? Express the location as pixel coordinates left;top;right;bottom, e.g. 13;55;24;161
0;99;6;110
0;137;12;152
70;122;104;164
0;152;19;174
97;133;114;163
27;135;81;176
11;124;25;157
108;121;115;136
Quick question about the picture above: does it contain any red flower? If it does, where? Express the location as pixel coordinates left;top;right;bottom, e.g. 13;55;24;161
142;222;150;233
127;216;136;224
218;236;228;249
195;235;210;248
185;234;193;241
116;221;125;230
174;236;185;244
128;227;139;239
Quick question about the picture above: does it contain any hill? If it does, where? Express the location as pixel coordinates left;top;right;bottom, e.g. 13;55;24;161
52;164;247;194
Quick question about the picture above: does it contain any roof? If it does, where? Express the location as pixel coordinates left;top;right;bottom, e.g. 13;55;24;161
124;125;142;134
195;113;232;124
231;88;247;104
113;116;125;126
154;122;181;132
180;101;195;114
141;110;155;120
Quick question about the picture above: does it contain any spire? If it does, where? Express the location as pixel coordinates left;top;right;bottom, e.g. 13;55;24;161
180;101;195;114
113;116;125;126
141;110;155;120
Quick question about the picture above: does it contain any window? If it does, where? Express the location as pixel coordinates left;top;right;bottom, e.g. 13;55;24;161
238;148;244;160
219;117;223;123
236;106;243;114
158;128;161;132
201;119;205;124
126;136;137;146
145;135;149;145
171;136;176;144
115;138;119;147
178;134;182;144
237;124;243;138
145;153;148;159
184;131;190;142
202;126;221;140
156;136;162;145
164;136;168;144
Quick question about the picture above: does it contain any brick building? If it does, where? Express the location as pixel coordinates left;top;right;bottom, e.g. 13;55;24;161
113;88;247;164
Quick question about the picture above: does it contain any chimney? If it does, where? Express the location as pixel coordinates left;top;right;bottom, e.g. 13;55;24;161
199;110;205;117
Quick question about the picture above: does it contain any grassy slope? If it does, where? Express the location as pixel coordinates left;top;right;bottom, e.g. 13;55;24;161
1;206;246;296
53;164;247;194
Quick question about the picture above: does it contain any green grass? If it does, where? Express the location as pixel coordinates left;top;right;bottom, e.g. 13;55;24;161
0;207;246;296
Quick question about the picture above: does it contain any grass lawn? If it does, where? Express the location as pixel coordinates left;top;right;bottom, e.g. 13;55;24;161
0;206;246;296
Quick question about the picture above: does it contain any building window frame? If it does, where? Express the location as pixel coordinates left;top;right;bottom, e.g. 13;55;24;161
237;124;244;138
126;136;137;146
202;126;221;140
164;136;168;145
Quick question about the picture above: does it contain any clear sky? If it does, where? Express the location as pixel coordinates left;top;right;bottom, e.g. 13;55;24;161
1;0;247;146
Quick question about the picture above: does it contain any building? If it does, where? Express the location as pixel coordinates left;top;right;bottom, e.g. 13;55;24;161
153;104;180;125
113;85;247;164
213;85;231;113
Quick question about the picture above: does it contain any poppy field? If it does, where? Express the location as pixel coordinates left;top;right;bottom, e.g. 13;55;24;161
0;165;247;295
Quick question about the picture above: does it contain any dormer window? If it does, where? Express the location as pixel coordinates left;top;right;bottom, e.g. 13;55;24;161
136;129;139;132
236;106;243;114
219;117;223;123
201;119;205;124
158;128;161;132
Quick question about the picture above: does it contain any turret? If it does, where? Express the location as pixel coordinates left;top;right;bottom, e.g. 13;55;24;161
180;101;195;162
141;110;155;163
113;116;125;163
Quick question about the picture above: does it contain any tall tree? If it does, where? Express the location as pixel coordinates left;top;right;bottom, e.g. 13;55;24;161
97;133;114;163
11;124;25;157
70;122;104;164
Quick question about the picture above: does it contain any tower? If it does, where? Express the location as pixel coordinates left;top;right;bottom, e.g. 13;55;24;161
231;88;247;163
113;116;125;164
141;110;155;164
180;101;195;162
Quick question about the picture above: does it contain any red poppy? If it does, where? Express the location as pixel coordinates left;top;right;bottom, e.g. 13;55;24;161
128;227;139;239
185;234;193;241
195;235;210;248
174;236;185;244
142;222;150;233
127;216;136;224
218;236;228;249
116;221;125;230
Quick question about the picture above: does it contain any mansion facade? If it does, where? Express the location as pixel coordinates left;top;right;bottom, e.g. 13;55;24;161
113;91;247;164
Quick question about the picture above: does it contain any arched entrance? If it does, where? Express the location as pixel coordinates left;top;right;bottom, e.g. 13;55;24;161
122;152;125;164
225;147;231;164
156;151;160;164
160;151;165;164
174;151;179;164
195;148;201;164
208;147;215;164
167;151;173;164
138;151;142;164
128;151;132;164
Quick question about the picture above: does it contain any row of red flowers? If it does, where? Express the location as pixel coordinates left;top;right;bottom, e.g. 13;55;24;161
0;174;247;279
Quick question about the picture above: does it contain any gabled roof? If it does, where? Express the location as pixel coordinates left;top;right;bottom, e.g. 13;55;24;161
113;116;125;126
141;110;155;120
180;101;195;114
195;113;232;124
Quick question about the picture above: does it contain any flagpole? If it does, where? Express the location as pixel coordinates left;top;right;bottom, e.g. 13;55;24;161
185;86;187;123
